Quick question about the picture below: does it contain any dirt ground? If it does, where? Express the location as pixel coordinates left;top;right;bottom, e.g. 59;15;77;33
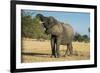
21;38;90;63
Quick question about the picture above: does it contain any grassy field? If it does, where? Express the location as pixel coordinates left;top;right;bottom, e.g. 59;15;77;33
21;38;90;63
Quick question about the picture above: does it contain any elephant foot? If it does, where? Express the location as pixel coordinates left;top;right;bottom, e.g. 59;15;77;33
56;55;60;58
63;53;73;57
50;55;54;58
50;54;56;58
67;53;73;56
67;54;72;56
50;54;60;58
62;55;66;57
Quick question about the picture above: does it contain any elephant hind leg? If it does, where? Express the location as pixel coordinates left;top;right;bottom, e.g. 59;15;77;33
69;43;73;55
64;43;73;56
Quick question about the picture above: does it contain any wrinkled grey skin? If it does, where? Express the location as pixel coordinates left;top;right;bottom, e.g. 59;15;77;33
36;14;74;58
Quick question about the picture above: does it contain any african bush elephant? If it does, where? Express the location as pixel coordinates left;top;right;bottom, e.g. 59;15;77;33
36;14;74;58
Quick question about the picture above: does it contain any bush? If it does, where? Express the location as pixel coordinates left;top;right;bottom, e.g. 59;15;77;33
74;32;89;42
21;10;50;40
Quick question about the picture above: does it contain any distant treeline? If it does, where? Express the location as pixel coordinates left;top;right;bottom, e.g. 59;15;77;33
21;10;90;42
73;32;90;43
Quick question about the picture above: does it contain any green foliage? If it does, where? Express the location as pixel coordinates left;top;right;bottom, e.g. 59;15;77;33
21;10;50;40
74;32;90;42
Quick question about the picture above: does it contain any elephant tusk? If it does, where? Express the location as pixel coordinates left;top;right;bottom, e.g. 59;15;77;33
39;21;44;24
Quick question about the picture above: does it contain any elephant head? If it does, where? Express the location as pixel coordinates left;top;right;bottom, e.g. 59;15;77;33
36;14;59;35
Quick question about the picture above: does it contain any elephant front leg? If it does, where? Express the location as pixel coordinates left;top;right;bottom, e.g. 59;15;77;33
55;37;61;58
51;36;56;58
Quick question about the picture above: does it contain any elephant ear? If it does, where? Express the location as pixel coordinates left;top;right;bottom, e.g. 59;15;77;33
48;16;58;25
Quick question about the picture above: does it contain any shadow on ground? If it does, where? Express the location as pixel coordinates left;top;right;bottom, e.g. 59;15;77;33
22;52;50;56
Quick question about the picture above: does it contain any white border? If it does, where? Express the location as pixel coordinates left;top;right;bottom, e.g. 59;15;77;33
16;4;94;69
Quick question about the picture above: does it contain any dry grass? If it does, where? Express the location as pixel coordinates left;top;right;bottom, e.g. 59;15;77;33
21;38;90;63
